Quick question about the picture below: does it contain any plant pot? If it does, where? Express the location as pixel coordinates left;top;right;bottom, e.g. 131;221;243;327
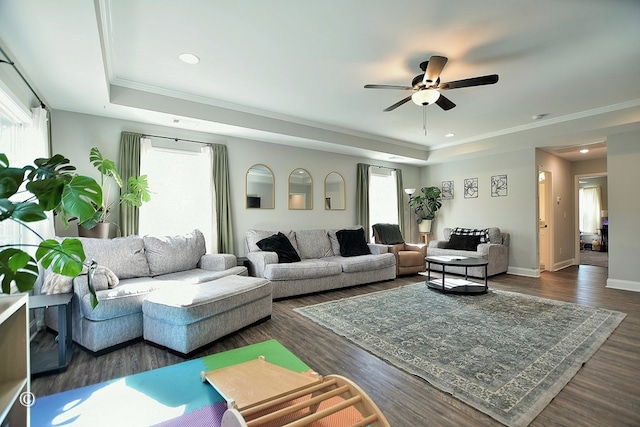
78;222;111;239
418;220;432;233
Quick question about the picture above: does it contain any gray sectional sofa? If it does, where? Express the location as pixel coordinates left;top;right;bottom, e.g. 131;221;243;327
244;227;396;299
427;227;510;278
40;230;268;355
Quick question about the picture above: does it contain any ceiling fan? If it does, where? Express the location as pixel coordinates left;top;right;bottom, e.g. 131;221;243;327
364;55;499;112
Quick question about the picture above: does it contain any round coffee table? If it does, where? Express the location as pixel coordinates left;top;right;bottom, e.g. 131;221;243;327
422;256;489;294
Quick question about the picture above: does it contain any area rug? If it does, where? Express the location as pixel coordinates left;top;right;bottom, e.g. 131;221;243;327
294;284;626;427
31;339;311;427
580;249;609;267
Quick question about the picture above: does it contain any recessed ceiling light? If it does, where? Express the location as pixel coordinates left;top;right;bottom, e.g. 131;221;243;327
580;149;589;154
445;133;455;138
179;53;200;64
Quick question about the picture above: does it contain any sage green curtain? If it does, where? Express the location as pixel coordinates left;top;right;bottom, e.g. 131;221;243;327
356;163;370;242
212;144;235;254
118;131;142;236
395;169;405;236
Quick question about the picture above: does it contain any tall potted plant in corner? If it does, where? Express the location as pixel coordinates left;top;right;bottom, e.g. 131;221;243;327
0;152;102;306
78;147;150;238
408;186;442;232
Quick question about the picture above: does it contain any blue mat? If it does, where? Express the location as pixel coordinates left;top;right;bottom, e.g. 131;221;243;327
31;340;309;426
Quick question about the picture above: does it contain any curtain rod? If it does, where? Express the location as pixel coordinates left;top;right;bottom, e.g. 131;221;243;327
0;46;47;110
142;133;214;146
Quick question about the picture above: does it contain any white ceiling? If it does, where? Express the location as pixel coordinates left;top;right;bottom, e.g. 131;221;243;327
1;0;639;165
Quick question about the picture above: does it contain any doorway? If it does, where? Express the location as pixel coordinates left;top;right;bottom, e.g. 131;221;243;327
538;171;552;271
577;175;608;267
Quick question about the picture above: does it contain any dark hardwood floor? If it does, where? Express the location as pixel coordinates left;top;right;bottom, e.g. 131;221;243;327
31;265;640;426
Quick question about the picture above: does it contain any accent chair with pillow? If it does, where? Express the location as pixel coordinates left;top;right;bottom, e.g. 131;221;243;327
427;227;510;278
372;223;427;276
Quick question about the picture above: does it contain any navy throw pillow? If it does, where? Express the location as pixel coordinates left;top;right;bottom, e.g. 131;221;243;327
256;232;301;263
445;234;481;251
336;228;370;257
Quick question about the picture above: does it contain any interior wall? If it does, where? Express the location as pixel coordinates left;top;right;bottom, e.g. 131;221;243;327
606;131;640;291
421;148;537;276
535;149;576;270
49;110;422;255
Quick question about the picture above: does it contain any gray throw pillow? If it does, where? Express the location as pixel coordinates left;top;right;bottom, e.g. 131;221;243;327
143;229;206;276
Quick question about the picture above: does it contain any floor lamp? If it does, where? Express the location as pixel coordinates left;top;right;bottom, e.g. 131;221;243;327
404;188;416;242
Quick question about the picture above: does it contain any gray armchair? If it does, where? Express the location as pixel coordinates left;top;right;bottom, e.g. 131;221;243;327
427;227;509;278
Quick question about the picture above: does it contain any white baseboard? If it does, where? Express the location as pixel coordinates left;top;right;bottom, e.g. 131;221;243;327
507;267;539;277
606;278;640;292
553;258;575;271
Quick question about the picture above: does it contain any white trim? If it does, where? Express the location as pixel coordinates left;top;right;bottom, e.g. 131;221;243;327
507;267;539;277
0;82;32;124
606;278;640;292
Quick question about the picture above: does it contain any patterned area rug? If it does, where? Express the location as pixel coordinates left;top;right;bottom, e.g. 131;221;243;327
295;284;626;426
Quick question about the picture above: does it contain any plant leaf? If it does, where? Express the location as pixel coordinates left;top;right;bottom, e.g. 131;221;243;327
10;201;47;223
60;175;102;224
0;166;26;198
0;248;39;293
26;177;66;211
36;238;86;277
89;147;123;188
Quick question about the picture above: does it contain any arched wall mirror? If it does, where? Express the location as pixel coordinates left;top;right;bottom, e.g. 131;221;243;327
324;172;345;210
246;164;274;209
288;168;313;210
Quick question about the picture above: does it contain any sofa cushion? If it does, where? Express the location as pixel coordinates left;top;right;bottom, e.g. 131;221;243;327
246;229;298;254
79;235;149;279
325;253;395;274
328;226;363;255
81;277;174;321
295;229;333;259
143;229;206;276
264;259;341;281
257;232;301;263
336;228;370;257
445;234;481;251
154;266;247;283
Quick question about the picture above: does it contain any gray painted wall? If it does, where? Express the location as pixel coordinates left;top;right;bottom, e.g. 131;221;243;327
422;148;537;276
49;110;422;254
607;132;640;291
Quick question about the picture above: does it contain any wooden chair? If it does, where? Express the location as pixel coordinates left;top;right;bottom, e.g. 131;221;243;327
203;357;390;427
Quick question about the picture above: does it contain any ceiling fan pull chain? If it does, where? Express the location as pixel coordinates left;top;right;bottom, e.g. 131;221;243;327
423;105;427;136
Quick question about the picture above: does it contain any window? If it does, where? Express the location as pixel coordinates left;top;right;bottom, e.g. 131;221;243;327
138;138;217;252
0;87;51;293
368;166;398;239
579;187;602;234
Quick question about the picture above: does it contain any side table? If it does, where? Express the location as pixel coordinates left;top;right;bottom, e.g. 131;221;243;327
29;293;74;375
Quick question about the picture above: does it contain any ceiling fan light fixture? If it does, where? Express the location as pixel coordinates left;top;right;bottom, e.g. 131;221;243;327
411;89;440;106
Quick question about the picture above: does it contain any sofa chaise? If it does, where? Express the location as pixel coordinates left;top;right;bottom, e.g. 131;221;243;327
426;227;510;278
40;230;271;355
244;226;396;299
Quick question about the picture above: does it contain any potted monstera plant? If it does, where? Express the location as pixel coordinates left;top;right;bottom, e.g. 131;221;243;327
0;152;101;306
408;186;442;232
77;147;150;238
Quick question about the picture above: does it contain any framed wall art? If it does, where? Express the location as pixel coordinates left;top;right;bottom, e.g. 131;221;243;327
491;174;508;197
441;180;454;199
464;178;478;199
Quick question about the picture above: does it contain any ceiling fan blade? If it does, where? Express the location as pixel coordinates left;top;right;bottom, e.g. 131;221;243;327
383;95;413;112
435;94;456;111
364;84;413;90
423;56;448;86
439;74;499;90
